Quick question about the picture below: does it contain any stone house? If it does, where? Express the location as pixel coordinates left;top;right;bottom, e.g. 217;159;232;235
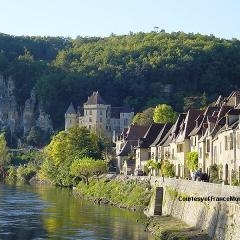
65;91;134;138
170;109;203;178
135;123;163;172
150;123;172;175
115;124;148;173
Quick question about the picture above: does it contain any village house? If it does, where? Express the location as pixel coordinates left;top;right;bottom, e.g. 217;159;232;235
135;123;163;172
65;91;134;138
115;124;148;174
171;109;203;178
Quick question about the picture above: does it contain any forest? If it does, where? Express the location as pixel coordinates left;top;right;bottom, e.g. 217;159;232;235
0;31;240;129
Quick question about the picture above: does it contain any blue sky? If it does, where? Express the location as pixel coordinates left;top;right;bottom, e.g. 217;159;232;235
1;0;239;39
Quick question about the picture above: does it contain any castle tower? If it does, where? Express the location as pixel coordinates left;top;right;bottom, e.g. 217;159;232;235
65;102;77;130
82;91;111;136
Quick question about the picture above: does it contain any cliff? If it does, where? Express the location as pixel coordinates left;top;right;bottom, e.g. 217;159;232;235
0;74;53;146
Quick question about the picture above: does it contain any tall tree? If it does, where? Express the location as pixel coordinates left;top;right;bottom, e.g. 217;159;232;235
153;104;177;124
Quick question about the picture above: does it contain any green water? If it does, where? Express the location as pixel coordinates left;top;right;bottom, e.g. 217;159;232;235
0;183;154;240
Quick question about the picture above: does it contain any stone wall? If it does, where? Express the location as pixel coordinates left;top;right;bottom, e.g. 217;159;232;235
151;177;240;240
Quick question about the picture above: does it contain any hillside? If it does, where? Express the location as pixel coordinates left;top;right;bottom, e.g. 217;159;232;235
1;31;240;131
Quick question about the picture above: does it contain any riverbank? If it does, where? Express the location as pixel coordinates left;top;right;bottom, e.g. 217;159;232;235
73;174;210;240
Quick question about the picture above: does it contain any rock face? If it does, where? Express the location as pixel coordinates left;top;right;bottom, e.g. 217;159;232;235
0;74;20;133
0;74;53;142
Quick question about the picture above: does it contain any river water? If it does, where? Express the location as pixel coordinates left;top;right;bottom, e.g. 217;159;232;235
0;183;154;240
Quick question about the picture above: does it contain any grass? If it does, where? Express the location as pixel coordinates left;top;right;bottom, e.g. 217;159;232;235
75;177;152;211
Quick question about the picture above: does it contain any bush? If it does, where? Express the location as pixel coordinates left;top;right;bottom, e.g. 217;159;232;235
161;160;175;177
16;164;37;182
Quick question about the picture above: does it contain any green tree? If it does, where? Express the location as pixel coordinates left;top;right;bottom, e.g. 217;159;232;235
70;157;107;184
186;151;198;171
161;160;175;177
153;104;177;124
41;126;104;186
0;133;10;179
132;107;154;126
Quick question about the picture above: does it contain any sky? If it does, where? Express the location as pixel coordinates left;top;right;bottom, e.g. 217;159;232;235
1;0;239;39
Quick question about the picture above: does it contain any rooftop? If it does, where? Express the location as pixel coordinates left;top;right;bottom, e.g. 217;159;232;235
84;91;106;105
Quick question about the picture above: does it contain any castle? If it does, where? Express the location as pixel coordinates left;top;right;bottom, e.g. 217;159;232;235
65;91;134;137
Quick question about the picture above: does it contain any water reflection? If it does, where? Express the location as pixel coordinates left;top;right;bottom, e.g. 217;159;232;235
0;184;154;240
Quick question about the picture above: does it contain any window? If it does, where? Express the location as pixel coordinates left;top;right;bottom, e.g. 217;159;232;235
199;147;202;158
206;139;210;152
100;117;102;122
124;118;128;125
225;136;228;150
89;125;91;129
89;117;92;122
237;133;240;149
177;144;183;152
100;110;102;115
229;133;233;150
89;110;92;115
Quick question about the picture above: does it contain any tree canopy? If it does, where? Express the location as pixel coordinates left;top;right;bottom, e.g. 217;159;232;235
153;104;177;124
41;126;104;186
1;32;240;129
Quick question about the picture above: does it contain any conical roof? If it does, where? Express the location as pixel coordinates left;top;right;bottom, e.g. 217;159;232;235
84;91;106;105
65;102;76;114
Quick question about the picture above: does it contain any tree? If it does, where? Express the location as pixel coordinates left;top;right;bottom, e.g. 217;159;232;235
161;160;175;177
41;126;104;186
70;157;107;184
153;104;177;124
0;133;10;179
132;107;154;126
186;151;198;171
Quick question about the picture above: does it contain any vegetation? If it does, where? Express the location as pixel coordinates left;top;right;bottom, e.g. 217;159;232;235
1;32;240;129
75;177;152;211
132;107;154;126
0;133;10;179
209;164;221;183
186;151;198;171
40;126;104;186
70;157;107;184
161;160;175;177
153;104;177;124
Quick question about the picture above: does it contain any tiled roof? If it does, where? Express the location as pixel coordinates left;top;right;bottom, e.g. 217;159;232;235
84;91;106;105
138;123;164;148
65;102;76;114
111;106;133;118
125;125;149;140
151;123;173;146
118;140;138;156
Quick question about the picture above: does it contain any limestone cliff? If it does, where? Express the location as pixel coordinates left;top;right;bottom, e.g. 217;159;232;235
0;74;53;143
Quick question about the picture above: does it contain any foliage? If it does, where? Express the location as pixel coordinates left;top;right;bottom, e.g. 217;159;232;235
132;107;154;126
16;163;37;182
0;133;10;166
70;157;107;184
75;178;152;211
26;126;51;147
41;126;104;186
209;164;220;183
153;104;177;124
1;32;240;129
231;170;239;186
161;160;175;177
186;151;198;171
0;133;10;179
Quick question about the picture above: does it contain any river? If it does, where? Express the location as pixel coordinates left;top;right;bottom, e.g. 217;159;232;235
0;183;154;240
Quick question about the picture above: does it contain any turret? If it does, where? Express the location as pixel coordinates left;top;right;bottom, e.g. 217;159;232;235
65;102;77;130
